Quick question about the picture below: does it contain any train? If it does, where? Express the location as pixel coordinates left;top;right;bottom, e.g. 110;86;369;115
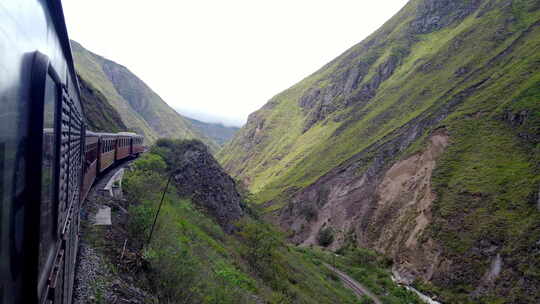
0;1;144;303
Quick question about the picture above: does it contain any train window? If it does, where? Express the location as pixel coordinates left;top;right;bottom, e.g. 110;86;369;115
39;73;58;276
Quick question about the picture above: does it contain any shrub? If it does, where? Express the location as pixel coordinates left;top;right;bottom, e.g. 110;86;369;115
317;227;334;247
237;220;280;274
359;295;374;304
133;153;167;172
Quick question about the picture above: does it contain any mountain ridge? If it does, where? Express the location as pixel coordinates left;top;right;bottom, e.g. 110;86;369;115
185;117;240;146
72;40;219;150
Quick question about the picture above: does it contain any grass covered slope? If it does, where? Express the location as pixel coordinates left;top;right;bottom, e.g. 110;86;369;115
120;143;365;304
72;40;157;141
218;0;539;199
78;74;128;133
219;0;540;302
72;40;218;149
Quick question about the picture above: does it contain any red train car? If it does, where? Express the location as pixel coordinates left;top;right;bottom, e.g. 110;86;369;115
116;133;132;161
132;134;145;155
98;134;117;173
82;132;99;200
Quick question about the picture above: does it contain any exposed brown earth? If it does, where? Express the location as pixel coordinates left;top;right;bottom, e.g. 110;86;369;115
278;131;449;284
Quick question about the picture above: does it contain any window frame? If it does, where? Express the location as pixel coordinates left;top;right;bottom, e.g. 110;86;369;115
27;51;63;301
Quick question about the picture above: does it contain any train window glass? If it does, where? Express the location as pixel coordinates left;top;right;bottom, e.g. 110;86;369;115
39;73;58;280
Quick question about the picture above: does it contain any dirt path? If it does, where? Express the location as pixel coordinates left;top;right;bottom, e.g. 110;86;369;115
324;263;383;304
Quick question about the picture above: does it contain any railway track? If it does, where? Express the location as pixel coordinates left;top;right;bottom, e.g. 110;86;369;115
324;263;382;304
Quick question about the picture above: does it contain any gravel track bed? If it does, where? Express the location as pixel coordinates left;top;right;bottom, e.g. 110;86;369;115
73;160;135;304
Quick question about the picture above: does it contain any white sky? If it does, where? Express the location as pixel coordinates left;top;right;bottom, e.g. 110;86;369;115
63;0;409;127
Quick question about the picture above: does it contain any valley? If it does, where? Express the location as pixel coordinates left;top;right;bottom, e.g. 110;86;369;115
219;0;540;302
71;0;540;303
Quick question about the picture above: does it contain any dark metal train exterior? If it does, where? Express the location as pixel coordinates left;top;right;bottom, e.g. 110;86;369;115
0;1;144;303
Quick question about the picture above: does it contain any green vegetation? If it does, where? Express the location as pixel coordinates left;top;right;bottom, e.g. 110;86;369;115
317;227;335;247
72;40;157;141
122;144;365;303
219;0;540;205
298;246;423;304
426;118;540;303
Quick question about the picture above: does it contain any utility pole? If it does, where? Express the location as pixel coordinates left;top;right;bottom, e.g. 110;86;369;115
147;172;174;246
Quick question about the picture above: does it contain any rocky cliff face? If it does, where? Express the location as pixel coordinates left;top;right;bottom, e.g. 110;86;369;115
160;140;244;233
220;0;540;302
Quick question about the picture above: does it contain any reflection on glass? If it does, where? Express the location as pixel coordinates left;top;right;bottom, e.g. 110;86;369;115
39;74;57;276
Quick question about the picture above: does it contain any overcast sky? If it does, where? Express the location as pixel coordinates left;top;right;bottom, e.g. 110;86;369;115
63;0;409;127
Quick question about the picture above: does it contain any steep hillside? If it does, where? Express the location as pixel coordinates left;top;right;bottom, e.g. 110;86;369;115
78;74;128;133
219;0;540;302
186;117;240;146
110;140;418;304
72;41;218;149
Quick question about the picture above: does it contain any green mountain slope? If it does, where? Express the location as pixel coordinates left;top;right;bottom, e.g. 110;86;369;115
72;41;218;150
186;117;240;146
219;0;540;302
109;140;421;304
78;74;128;133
